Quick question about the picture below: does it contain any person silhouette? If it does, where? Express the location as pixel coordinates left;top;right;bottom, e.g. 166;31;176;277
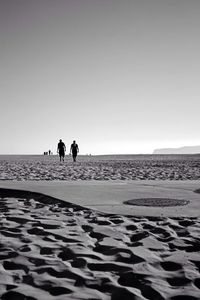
70;140;79;162
57;139;66;162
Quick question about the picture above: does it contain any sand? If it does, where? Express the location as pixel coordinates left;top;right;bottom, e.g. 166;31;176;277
0;189;200;299
1;155;200;299
0;154;200;180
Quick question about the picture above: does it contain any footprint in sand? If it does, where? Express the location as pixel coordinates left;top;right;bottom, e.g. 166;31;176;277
169;296;199;300
167;276;191;286
118;271;165;300
6;216;30;224
130;231;149;242
3;261;29;274
194;278;200;289
160;261;182;271
2;291;36;300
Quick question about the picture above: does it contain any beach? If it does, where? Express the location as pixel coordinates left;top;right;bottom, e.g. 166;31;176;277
0;155;200;299
0;154;200;181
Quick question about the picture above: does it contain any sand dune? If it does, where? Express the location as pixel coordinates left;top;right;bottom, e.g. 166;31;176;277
0;189;200;300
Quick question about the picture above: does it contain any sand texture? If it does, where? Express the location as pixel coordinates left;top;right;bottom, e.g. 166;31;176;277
0;154;200;180
0;189;200;300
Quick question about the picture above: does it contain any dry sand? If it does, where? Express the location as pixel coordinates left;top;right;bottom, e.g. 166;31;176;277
0;154;200;180
0;155;200;299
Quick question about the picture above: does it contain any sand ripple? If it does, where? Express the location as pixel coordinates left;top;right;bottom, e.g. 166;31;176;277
0;189;200;299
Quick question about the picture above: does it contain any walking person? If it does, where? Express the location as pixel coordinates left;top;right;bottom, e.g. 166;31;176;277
57;139;66;162
70;140;79;162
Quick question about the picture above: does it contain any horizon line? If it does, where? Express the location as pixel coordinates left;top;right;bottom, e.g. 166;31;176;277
0;153;200;156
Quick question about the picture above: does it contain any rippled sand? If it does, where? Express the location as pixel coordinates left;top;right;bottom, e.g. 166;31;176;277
0;189;200;300
0;154;200;180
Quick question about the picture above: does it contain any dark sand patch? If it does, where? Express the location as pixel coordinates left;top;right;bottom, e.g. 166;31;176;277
124;198;190;207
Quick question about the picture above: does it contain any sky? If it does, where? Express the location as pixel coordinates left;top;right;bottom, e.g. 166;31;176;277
0;0;200;155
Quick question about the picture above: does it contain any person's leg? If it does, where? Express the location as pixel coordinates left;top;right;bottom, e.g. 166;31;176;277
59;151;63;162
59;150;64;162
72;151;77;162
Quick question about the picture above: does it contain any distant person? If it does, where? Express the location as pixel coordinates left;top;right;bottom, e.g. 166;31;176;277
48;150;51;155
70;140;79;162
57;139;66;162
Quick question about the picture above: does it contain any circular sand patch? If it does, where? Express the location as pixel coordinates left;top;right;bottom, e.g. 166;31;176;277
124;198;189;207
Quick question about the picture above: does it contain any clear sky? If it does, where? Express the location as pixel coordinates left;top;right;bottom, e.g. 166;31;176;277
0;0;200;154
